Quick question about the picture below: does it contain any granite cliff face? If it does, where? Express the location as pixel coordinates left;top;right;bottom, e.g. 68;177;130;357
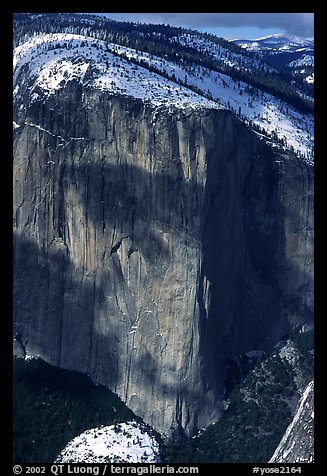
13;81;313;436
270;380;314;463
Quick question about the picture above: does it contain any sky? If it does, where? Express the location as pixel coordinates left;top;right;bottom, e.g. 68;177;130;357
96;13;314;40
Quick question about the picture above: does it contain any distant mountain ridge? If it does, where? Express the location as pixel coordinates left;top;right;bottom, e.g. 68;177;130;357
233;34;313;51
231;34;314;84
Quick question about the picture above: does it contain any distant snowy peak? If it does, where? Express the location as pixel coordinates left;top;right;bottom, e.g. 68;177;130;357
55;421;161;463
233;34;313;52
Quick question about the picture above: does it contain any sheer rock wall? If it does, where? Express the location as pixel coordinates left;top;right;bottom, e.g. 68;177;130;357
13;86;314;436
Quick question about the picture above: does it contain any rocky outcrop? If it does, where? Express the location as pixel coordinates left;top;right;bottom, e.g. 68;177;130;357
269;380;314;463
13;83;313;437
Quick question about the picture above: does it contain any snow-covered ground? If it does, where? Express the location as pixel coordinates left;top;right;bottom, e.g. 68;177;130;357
55;420;161;463
171;33;278;74
13;33;221;111
13;33;313;161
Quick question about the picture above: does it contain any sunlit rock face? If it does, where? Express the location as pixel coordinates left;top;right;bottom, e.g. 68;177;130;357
13;83;313;437
269;380;314;463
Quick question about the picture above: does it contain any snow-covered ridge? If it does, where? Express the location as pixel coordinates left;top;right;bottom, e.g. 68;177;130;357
170;33;278;74
55;421;161;463
13;33;221;111
13;33;313;161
